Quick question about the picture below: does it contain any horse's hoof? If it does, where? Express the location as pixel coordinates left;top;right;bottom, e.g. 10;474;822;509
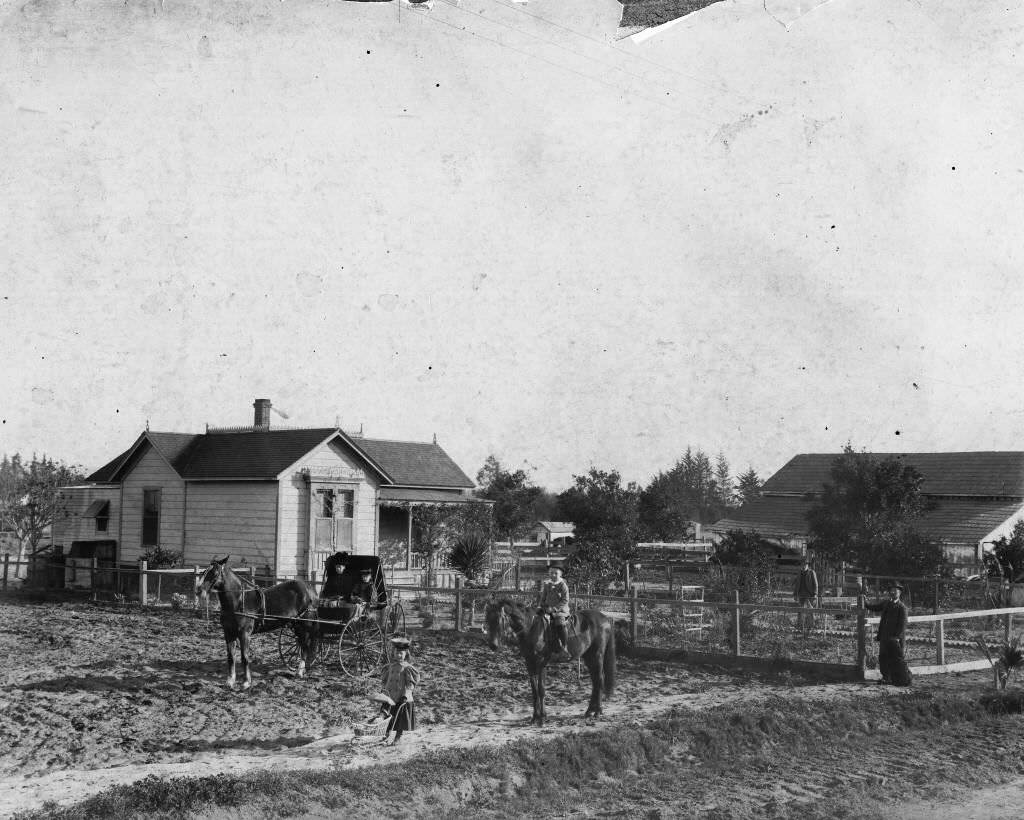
241;681;251;691
227;681;236;691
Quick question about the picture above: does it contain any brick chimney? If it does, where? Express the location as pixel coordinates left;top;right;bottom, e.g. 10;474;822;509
253;398;272;429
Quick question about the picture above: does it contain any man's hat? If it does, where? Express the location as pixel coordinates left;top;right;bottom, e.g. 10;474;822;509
890;582;906;593
547;560;565;571
390;637;411;650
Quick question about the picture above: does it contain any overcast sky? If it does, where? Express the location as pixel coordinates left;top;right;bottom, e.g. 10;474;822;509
2;0;1022;491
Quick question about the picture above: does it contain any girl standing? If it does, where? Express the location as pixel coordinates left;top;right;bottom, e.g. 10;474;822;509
380;637;419;745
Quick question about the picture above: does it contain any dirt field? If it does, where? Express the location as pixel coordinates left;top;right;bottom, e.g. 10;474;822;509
1;599;1022;819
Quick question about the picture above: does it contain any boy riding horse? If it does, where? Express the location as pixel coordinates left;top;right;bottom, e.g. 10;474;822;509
537;563;572;661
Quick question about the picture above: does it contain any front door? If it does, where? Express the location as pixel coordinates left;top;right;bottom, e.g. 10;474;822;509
308;485;356;582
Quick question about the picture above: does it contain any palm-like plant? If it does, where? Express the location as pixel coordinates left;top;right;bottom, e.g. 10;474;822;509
447;531;490;585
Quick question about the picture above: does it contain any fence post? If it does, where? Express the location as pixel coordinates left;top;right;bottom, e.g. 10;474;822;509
2;554;8;591
933;579;939;615
139;560;148;606
856;606;867;675
455;577;463;632
514;560;520;591
667;564;674;596
731;591;742;656
630;586;639;645
1006;611;1013;644
91;557;97;591
194;565;201;602
936;617;945;666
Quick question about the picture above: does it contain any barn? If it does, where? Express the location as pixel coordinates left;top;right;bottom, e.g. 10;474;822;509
710;451;1024;565
53;399;477;582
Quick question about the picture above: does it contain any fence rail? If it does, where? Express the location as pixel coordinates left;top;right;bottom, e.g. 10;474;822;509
4;557;1021;681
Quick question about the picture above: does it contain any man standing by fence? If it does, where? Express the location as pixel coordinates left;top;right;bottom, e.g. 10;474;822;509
794;559;818;634
861;581;910;686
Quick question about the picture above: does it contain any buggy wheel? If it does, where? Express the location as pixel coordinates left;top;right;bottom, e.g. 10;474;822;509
278;629;319;672
338;616;386;677
387;601;407;637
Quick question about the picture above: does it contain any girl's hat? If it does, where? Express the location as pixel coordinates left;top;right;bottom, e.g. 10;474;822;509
390;637;411;650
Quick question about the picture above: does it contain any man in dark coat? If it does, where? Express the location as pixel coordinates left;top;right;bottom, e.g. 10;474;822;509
863;582;909;685
793;559;819;634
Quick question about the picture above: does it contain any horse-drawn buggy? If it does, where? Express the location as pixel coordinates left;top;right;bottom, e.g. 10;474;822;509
278;553;407;677
198;553;407;689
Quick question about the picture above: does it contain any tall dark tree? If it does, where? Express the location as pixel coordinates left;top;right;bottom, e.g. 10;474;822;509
805;446;946;576
714;452;735;511
475;455;542;547
0;453;86;577
556;467;641;537
736;467;763;506
557;468;642;590
638;447;725;540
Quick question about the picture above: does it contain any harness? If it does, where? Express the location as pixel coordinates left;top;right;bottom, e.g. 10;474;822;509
236;572;268;630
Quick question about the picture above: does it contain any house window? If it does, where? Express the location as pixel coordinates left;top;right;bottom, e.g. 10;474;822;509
337;490;354;519
84;499;110;533
95;501;110;533
317;489;354;520
142;490;160;546
319;490;334;518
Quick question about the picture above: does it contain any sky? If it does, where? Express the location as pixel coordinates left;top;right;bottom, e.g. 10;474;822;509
2;0;1023;492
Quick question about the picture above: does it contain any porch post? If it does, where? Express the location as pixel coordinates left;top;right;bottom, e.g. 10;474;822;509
407;505;414;570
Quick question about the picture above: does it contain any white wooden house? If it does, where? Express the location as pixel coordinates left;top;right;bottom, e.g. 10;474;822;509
53;399;477;582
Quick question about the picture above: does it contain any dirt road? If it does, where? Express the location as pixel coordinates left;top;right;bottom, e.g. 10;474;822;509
1;600;1018;819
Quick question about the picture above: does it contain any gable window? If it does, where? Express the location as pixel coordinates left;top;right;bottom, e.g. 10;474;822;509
142;490;160;546
84;500;111;533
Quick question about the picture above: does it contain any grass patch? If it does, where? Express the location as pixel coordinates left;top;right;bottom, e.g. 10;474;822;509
15;690;1024;820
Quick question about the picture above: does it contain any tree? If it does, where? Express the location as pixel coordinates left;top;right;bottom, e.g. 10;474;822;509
556;468;641;537
557;468;642;590
805;446;947;576
475;455;542;547
736;468;763;506
984;520;1024;582
409;501;492;586
714;452;735;511
638;447;727;540
0;454;86;578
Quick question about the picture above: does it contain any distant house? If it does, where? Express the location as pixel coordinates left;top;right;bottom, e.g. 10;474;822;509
710;452;1024;564
53;399;477;581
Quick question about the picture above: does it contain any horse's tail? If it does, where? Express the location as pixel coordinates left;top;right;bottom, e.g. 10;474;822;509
603;617;616;697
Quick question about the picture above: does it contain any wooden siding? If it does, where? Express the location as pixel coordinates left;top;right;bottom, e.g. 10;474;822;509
277;440;380;578
120;445;185;563
53;486;121;547
184;482;278;569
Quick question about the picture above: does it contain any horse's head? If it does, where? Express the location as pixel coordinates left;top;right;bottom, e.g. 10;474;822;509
197;555;231;598
484;598;519;651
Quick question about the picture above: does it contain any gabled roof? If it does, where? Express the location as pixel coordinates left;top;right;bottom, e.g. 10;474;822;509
86;428;474;488
710;495;1024;547
711;496;815;539
762;452;1024;498
176;429;339;480
354;438;473;488
537;521;575;535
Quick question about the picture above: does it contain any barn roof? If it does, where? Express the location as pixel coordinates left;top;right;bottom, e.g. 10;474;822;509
88;428;473;488
762;452;1024;498
710;494;1024;546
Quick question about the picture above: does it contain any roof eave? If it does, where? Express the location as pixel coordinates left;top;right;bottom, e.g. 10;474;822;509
274;430;394;483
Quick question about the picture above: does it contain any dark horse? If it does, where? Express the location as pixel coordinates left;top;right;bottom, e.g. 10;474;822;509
197;556;317;690
484;597;616;726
